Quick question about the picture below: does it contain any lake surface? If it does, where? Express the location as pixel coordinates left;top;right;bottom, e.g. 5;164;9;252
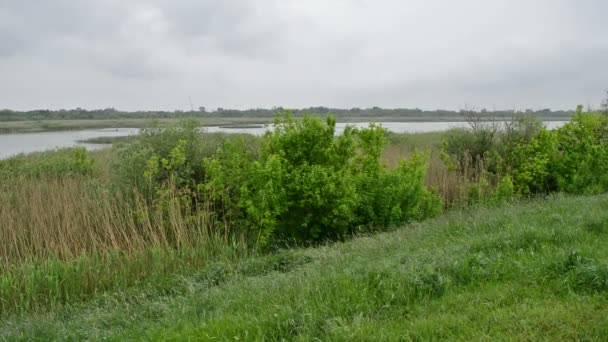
0;121;567;159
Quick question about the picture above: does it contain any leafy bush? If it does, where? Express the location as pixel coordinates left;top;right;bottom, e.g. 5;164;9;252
507;128;558;195
354;125;441;227
552;107;608;194
492;175;515;204
109;119;238;198
506;106;608;195
240;114;359;244
204;114;441;245
440;107;608;197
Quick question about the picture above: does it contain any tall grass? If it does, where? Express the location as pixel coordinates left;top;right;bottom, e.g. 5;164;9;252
0;176;251;314
383;131;492;206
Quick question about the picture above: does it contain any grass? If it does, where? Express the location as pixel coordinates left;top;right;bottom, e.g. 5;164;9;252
0;175;254;313
1;193;607;339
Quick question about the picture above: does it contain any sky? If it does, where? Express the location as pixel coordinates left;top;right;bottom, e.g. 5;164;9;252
1;0;607;111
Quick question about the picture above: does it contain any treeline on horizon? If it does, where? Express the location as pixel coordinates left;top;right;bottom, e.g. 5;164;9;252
0;106;575;122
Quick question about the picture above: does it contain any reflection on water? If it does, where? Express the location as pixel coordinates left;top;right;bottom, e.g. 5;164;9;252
0;121;567;159
0;128;140;159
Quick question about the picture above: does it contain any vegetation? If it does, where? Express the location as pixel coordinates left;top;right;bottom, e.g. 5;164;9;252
441;106;608;198
0;147;95;178
0;115;441;315
1;107;607;339
2;194;608;340
0;106;573;122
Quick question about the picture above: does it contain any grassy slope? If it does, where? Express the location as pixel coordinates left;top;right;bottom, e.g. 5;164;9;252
3;194;608;340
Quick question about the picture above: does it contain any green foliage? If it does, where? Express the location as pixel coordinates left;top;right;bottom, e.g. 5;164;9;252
241;114;359;243
442;106;608;197
109;119;227;198
203;136;259;229
507;128;558;194
442;127;490;169
465;176;493;205
552;107;608;194
0;147;95;178
354;149;442;227
492;175;515;204
204;114;440;245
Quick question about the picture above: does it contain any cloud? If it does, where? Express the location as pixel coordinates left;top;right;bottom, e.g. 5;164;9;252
0;0;607;111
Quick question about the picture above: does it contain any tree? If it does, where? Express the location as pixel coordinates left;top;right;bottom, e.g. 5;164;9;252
601;91;608;114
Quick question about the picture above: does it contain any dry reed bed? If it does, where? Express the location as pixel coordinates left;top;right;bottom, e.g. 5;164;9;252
0;177;234;268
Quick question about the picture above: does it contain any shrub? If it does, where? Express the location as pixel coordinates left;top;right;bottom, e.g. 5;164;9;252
492;175;515;204
354;149;442;227
507;128;558;195
240;114;359;244
553;106;608;194
204;114;441;245
109;119;229;199
203;136;259;230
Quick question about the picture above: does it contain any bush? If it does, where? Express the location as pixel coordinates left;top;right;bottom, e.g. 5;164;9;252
109;119;234;199
507;128;558;195
204;114;441;245
354;148;442;227
484;106;608;196
240;114;359;244
553;107;608;194
492;175;515;204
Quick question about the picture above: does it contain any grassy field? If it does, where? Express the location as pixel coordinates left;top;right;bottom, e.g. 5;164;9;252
2;193;607;340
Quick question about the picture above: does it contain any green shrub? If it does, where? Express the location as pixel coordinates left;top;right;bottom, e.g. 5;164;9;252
492;175;515;204
553;106;608;194
203;136;259;230
354;150;442;227
240;114;359;244
498;106;608;196
507;128;558;195
204;114;440;245
442;128;491;170
109;119;234;198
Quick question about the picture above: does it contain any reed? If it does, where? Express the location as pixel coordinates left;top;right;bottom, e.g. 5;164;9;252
0;176;250;314
383;132;492;207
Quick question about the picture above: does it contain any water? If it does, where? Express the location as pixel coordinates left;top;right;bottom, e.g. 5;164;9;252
0;128;140;159
0;121;567;159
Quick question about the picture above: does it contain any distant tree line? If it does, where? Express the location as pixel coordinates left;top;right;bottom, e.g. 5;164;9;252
0;106;575;122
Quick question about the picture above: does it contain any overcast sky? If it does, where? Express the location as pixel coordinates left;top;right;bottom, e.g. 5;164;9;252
1;0;607;111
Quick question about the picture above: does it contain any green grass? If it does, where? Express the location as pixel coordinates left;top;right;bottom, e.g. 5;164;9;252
2;193;608;340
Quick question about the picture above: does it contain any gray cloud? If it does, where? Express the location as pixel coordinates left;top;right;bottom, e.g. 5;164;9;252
0;0;607;111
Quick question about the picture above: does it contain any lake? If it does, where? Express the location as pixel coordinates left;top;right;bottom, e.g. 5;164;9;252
0;121;567;159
